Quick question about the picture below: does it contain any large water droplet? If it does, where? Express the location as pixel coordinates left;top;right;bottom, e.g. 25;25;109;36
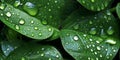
34;27;38;30
89;28;96;35
19;19;25;25
14;0;21;7
23;2;38;16
105;38;116;45
6;12;12;17
73;36;79;41
0;3;6;10
107;26;114;35
15;25;20;30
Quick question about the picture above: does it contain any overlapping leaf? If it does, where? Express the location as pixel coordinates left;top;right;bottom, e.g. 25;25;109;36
0;4;54;40
116;3;120;19
60;29;119;60
4;0;65;28
63;9;119;39
77;0;113;11
6;43;63;60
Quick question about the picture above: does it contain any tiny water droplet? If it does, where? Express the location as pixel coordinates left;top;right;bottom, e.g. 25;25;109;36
56;55;59;58
73;24;79;30
89;21;93;24
100;54;102;57
0;3;6;10
21;57;25;60
41;53;44;56
31;20;34;24
19;19;25;25
48;28;52;31
49;58;52;60
39;33;42;36
107;26;114;35
73;36;79;41
54;0;58;3
48;9;51;11
14;0;21;7
82;0;85;4
6;12;12;17
91;0;95;2
97;46;101;50
34;27;38;30
1;13;3;16
23;2;38;16
42;20;47;25
91;6;94;10
89;28;96;35
105;39;116;45
15;25;20;30
32;34;34;37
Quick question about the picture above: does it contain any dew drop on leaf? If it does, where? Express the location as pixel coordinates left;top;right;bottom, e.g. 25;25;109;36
40;53;44;56
73;36;79;41
14;0;21;7
34;27;38;30
19;19;25;25
105;39;116;45
73;24;79;30
21;57;25;60
6;12;12;17
89;28;96;35
91;0;95;3
23;2;38;16
107;26;114;35
48;28;52;31
15;25;20;30
42;20;48;25
96;46;101;50
0;3;6;10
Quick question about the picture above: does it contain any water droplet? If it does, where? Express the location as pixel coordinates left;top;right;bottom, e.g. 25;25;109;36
48;28;52;31
55;1;58;3
1;13;3;16
97;46;101;50
49;58;52;60
89;21;93;24
56;55;59;58
91;6;94;10
100;54;102;57
39;33;42;36
113;50;116;52
19;19;25;25
34;27;38;30
96;58;99;60
31;20;34;24
91;0;95;2
107;12;111;15
21;57;25;60
105;39;116;45
96;41;100;43
89;39;92;41
41;53;44;56
107;26;114;35
6;12;12;17
0;3;6;10
73;24;79;30
23;2;38;16
90;49;93;52
48;9;51;11
42;20;47;25
14;0;21;7
89;28;96;35
32;34;34;37
73;36;79;41
82;0;85;4
15;25;20;30
94;52;97;55
97;7;101;11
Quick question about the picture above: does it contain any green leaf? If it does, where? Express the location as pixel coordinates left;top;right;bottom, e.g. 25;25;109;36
77;0;113;11
4;0;65;28
0;4;53;40
60;29;119;60
116;3;120;19
6;43;63;60
63;9;119;39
